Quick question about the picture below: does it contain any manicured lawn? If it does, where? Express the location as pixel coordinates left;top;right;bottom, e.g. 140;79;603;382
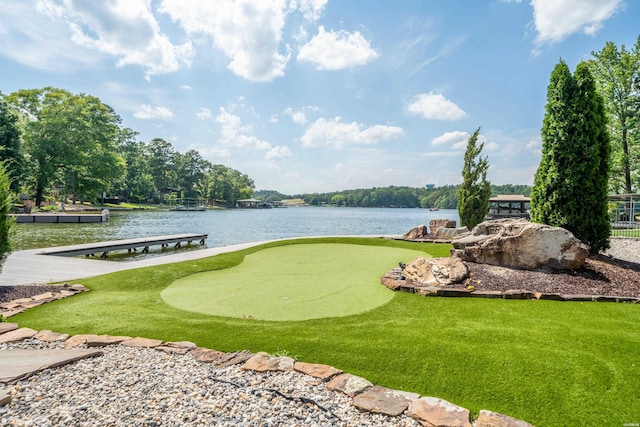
12;237;640;426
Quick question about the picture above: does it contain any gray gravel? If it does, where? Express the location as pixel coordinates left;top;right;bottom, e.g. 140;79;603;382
0;339;420;427
603;237;640;264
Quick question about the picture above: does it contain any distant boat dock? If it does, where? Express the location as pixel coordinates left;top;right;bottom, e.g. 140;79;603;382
39;233;208;259
12;209;110;223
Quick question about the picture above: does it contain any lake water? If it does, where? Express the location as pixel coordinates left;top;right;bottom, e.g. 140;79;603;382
14;207;460;252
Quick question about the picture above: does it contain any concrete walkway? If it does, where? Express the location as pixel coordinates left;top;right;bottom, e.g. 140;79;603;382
0;241;271;286
0;235;399;286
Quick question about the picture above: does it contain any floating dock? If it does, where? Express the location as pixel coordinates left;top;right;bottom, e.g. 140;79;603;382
12;209;110;223
38;233;208;259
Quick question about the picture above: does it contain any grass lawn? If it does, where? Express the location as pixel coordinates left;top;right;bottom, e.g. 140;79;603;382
11;237;640;426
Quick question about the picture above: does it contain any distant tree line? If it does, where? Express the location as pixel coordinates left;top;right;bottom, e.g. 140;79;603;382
254;184;531;209
0;87;254;208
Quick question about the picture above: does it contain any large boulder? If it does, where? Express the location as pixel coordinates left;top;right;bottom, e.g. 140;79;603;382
429;219;456;234
402;257;469;286
451;218;589;270
403;224;429;240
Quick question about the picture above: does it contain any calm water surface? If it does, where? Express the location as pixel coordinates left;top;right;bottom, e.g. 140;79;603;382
14;207;459;251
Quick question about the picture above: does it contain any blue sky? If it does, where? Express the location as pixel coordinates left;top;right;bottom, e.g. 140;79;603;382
0;1;637;194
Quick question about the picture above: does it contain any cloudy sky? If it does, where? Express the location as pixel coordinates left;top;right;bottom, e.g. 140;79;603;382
1;0;637;194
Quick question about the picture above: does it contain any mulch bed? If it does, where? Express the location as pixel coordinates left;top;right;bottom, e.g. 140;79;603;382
458;254;640;298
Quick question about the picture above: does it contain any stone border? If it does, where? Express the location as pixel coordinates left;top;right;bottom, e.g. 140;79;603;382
381;268;640;303
0;284;89;319
0;291;534;426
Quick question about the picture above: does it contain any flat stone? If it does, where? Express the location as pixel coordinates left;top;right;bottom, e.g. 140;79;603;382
468;290;504;298
67;284;89;292
31;292;55;301
154;340;197;355
155;345;190;355
120;337;163;348
242;352;295;372
326;373;373;397
64;334;94;348
86;335;132;347
410;396;471;427
214;350;253;368
595;295;619;303
436;288;472;297
213;350;253;368
352;385;420;417
294;361;342;379
164;341;197;350
617;296;640;303
416;286;440;296
0;323;19;334
536;293;566;301
475;410;535;427
0;302;20;310
34;330;69;342
0;348;102;383
0;327;38;344
502;289;536;300
0;310;23;318
9;298;32;304
192;347;225;363
562;294;595;302
0;387;11;406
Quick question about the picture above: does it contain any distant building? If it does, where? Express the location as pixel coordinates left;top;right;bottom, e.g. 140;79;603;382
487;195;530;219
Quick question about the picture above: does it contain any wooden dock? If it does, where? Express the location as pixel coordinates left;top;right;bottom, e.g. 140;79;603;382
39;233;208;259
12;209;110;223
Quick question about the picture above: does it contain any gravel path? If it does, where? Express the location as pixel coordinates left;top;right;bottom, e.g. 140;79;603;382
0;339;420;427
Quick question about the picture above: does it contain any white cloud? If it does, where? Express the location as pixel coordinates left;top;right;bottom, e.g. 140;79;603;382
197;146;231;159
284;107;307;125
196;107;213;120
0;0;97;70
26;0;194;79
180;85;193;90
531;0;622;45
159;0;293;82
294;0;328;21
215;107;272;150
301;117;404;149
297;26;379;70
485;141;500;152
431;131;469;146
406;92;466;120
266;145;293;160
134;104;174;120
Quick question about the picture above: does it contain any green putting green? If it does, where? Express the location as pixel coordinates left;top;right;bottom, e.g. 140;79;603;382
161;243;427;321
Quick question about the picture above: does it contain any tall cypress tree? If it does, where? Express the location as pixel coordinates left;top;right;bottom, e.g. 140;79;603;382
457;127;491;229
571;63;611;252
531;60;611;252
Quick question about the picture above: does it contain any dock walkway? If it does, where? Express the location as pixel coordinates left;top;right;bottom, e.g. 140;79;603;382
40;234;208;258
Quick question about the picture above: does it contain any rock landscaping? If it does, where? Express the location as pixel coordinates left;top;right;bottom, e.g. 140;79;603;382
0;292;534;426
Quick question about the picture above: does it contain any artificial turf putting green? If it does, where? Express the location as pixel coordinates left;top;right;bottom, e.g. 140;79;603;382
161;243;427;321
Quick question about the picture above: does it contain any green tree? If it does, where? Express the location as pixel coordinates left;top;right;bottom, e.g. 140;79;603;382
0;161;14;270
5;88;125;206
0;95;24;193
531;60;611;252
457;127;491;229
116;129;155;203
587;36;640;193
146;138;176;196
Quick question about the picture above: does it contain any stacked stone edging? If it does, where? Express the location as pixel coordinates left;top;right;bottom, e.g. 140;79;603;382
381;268;640;304
0;284;88;319
0;291;535;426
